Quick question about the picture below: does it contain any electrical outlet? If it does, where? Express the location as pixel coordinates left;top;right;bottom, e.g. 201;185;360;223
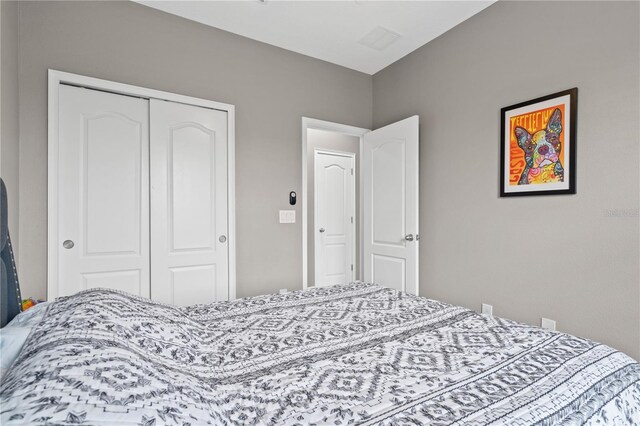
541;317;556;331
279;210;296;223
481;303;493;316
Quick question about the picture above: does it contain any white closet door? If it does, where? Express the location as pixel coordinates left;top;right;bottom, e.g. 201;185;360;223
57;85;150;297
314;151;355;287
150;100;229;305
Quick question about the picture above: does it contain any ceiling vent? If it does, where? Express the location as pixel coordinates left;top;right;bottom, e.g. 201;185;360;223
358;26;401;51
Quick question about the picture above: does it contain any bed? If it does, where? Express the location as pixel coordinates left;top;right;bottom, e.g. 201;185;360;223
1;175;640;425
1;283;639;425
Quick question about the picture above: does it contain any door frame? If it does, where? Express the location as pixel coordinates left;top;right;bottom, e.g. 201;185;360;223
47;69;237;300
313;149;356;286
301;117;369;289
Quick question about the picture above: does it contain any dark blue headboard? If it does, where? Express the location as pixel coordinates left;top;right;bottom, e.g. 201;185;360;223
1;178;22;327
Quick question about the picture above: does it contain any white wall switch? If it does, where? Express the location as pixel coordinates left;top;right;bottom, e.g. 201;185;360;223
481;303;493;316
541;317;556;331
279;210;296;223
279;289;288;294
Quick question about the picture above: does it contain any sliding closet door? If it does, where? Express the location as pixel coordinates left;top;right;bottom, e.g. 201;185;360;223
150;100;229;305
57;85;150;297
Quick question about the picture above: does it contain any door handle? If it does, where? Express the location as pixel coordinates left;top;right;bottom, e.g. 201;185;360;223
405;234;414;241
219;235;227;243
63;240;75;249
319;228;325;233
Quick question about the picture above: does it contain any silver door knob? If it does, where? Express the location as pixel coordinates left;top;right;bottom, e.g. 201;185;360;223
319;228;325;233
405;234;414;241
219;235;227;243
63;240;75;249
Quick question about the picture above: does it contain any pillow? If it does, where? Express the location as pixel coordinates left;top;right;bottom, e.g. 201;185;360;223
5;301;49;328
0;302;50;381
0;327;31;381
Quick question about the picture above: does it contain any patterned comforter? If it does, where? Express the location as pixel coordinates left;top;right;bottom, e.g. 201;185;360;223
1;283;639;425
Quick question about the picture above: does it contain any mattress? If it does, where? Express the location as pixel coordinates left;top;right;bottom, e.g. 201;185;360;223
1;283;639;425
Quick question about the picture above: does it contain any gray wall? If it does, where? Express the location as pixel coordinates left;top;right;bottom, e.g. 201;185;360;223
373;1;640;359
307;129;360;286
15;1;372;300
1;0;20;262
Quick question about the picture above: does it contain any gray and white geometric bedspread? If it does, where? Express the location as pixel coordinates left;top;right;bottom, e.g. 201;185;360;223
1;283;639;425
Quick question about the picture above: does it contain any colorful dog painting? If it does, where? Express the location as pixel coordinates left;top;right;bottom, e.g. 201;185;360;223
500;88;576;196
514;108;564;185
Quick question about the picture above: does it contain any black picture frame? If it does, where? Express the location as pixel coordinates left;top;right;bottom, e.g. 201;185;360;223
500;88;577;197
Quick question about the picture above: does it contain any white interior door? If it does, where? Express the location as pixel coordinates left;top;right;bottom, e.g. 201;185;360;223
150;100;229;305
363;116;419;294
57;85;150;297
314;150;356;286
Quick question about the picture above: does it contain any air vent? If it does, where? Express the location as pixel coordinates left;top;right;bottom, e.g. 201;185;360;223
358;26;401;51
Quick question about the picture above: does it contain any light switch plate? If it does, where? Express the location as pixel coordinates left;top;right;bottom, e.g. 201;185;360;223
279;210;296;223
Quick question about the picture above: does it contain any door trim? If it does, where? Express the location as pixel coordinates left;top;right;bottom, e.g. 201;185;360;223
47;70;236;300
313;149;356;286
301;117;369;290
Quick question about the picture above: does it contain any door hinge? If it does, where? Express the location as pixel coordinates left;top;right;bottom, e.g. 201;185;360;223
351;216;354;224
351;264;354;271
351;168;354;175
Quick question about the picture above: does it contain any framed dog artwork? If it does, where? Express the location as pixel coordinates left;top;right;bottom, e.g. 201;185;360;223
500;88;577;197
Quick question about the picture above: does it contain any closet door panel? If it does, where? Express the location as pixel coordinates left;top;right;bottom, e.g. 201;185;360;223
57;85;150;297
151;100;229;305
170;125;215;251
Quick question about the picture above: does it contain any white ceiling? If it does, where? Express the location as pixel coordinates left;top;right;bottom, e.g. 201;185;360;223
134;1;495;75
